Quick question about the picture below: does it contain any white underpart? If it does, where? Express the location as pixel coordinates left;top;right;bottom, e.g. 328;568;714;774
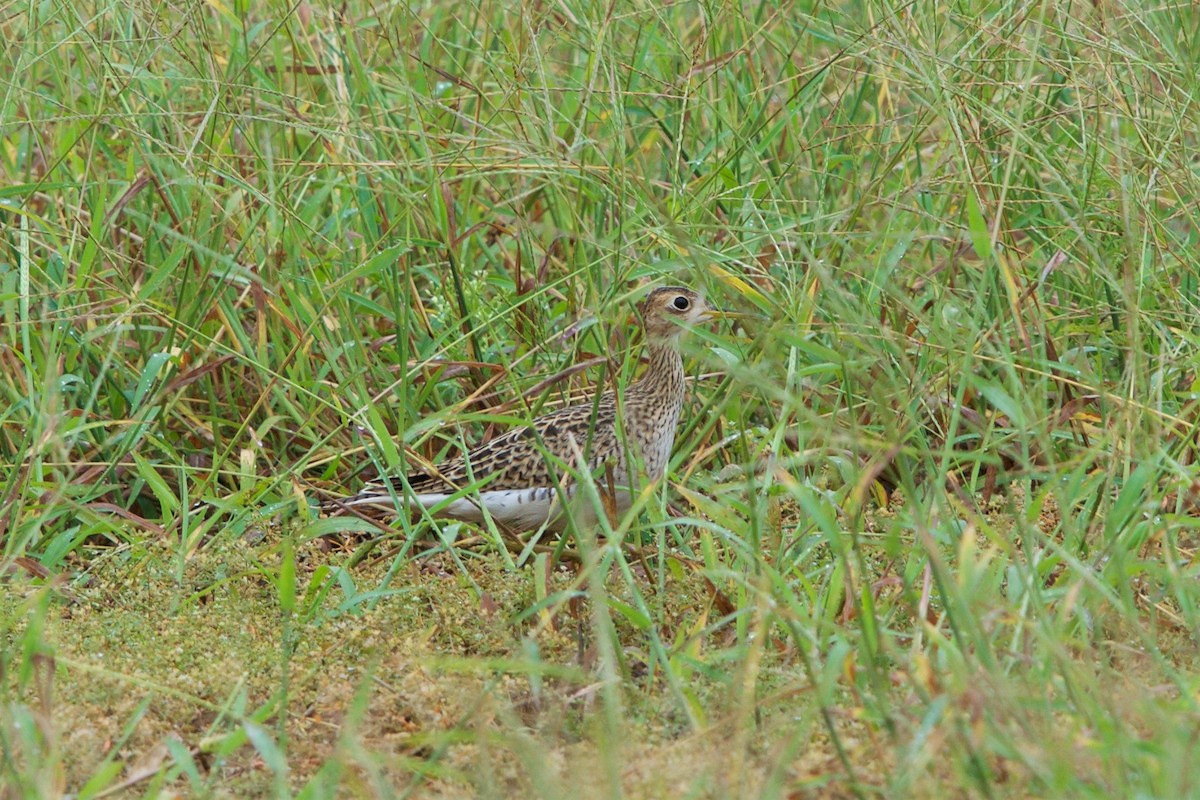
419;488;561;530
343;484;636;532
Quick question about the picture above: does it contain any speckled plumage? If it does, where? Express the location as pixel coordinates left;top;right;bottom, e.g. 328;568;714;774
323;287;715;531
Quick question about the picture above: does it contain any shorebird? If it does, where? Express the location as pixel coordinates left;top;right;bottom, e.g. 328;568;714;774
322;286;722;532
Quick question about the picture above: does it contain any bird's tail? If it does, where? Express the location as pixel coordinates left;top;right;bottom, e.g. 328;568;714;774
319;482;403;514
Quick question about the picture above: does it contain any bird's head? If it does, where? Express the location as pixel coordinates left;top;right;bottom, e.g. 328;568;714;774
637;286;717;341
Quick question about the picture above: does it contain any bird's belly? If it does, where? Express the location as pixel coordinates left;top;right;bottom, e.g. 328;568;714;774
416;487;560;530
417;484;634;532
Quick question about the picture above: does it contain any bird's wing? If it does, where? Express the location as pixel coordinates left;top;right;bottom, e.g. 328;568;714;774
379;396;623;495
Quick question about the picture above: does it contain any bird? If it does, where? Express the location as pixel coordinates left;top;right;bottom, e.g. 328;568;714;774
321;286;723;532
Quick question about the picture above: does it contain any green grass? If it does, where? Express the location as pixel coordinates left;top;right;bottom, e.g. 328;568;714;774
4;0;1200;796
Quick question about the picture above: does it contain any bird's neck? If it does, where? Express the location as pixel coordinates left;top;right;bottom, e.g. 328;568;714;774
629;338;685;402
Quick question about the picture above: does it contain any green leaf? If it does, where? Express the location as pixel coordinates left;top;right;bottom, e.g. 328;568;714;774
964;186;993;262
131;452;178;515
131;352;174;411
607;597;652;630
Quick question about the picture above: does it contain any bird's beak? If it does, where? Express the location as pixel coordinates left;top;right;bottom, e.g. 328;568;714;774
700;307;748;322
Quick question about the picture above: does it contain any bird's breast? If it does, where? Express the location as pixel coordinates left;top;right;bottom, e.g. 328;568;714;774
627;398;683;480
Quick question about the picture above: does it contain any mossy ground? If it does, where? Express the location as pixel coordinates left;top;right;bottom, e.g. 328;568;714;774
10;525;850;797
8;484;1192;797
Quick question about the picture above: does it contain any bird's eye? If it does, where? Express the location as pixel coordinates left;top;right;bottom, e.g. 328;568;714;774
672;295;690;311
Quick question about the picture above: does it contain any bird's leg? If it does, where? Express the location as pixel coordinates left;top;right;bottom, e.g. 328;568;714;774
601;460;619;530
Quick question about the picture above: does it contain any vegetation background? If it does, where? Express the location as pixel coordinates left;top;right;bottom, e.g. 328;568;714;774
3;0;1200;796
